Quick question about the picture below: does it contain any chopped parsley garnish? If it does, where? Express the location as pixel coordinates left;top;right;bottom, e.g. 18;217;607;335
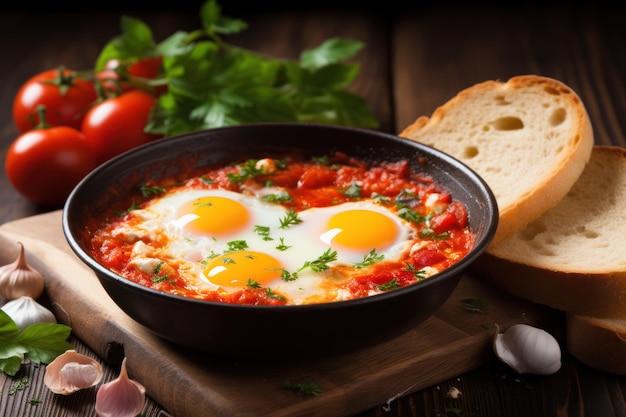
281;380;324;397
138;183;165;197
461;296;488;313
225;239;248;252
152;261;170;283
275;237;291;251
227;159;267;183
377;278;400;291
200;176;216;184
115;200;140;216
222;257;235;264
372;194;391;204
246;279;261;288
266;288;285;300
279;209;302;229
397;207;427;223
261;190;293;203
353;248;384;268
344;182;362;198
404;263;427;280
281;248;338;280
253;225;273;241
311;155;330;165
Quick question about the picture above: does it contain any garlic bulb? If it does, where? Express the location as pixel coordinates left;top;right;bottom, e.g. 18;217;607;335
493;323;562;375
44;350;104;395
1;296;56;329
0;242;44;300
96;357;146;417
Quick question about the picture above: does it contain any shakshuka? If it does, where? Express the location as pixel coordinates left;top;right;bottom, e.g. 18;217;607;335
88;152;475;306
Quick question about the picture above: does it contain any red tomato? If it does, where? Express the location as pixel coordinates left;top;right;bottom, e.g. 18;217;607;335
81;89;161;164
5;127;98;206
13;68;97;132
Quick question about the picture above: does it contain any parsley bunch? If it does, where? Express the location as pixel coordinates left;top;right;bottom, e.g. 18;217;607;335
95;0;379;136
0;310;73;376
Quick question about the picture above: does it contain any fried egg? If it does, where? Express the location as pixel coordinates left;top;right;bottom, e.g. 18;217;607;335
117;188;415;304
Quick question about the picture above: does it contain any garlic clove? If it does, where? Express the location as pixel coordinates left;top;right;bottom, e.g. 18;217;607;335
44;350;104;395
96;357;146;417
0;242;45;301
1;295;57;329
493;323;562;375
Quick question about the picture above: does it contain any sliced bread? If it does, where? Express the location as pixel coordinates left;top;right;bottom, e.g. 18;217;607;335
474;146;626;319
566;314;626;375
399;75;594;246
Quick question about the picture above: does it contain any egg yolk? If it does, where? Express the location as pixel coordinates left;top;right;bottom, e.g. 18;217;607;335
203;250;283;287
321;209;399;251
177;196;250;236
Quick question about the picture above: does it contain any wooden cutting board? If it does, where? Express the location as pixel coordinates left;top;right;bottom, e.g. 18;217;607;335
0;211;562;417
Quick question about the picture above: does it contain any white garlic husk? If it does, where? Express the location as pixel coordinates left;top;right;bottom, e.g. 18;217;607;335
0;242;45;301
1;295;56;329
44;350;104;395
95;357;146;417
493;323;562;375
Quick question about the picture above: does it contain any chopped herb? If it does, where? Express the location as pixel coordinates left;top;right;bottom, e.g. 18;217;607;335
138;183;165;197
225;240;248;252
261;190;292;203
28;398;41;406
279;209;303;229
353;249;384;268
372;194;391;204
420;228;450;240
344;182;362;198
301;248;337;273
404;263;427;280
266;288;285;301
246;279;261;288
275;237;291;251
281;380;323;397
115;200;140;216
253;225;274;241
9;376;30;395
222;257;236;264
394;188;420;207
377;278;400;291
461;296;487;313
152;261;170;283
397;207;427;223
200;176;216;184
311;155;329;165
280;269;298;281
227;159;266;183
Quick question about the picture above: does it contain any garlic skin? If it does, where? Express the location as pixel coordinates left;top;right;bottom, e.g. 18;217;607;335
493;323;562;375
1;296;56;329
96;357;146;417
44;350;104;395
0;242;45;301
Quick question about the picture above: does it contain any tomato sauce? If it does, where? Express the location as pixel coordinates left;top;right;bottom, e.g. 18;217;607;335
88;152;475;306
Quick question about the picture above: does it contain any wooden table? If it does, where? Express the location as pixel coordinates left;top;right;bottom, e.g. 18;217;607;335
1;3;625;416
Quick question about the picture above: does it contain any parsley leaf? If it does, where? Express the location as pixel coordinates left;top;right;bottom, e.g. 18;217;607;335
95;0;379;136
353;249;384;268
0;310;73;377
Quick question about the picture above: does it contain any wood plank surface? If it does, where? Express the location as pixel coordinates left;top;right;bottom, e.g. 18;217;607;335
0;211;561;417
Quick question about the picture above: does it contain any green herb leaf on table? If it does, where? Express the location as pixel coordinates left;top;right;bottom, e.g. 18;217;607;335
0;310;73;377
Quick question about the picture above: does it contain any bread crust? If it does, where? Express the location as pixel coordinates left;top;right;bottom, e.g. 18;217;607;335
566;314;626;375
474;146;626;319
399;75;594;247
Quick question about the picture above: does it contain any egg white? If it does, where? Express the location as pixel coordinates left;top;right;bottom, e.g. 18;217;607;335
113;189;416;304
